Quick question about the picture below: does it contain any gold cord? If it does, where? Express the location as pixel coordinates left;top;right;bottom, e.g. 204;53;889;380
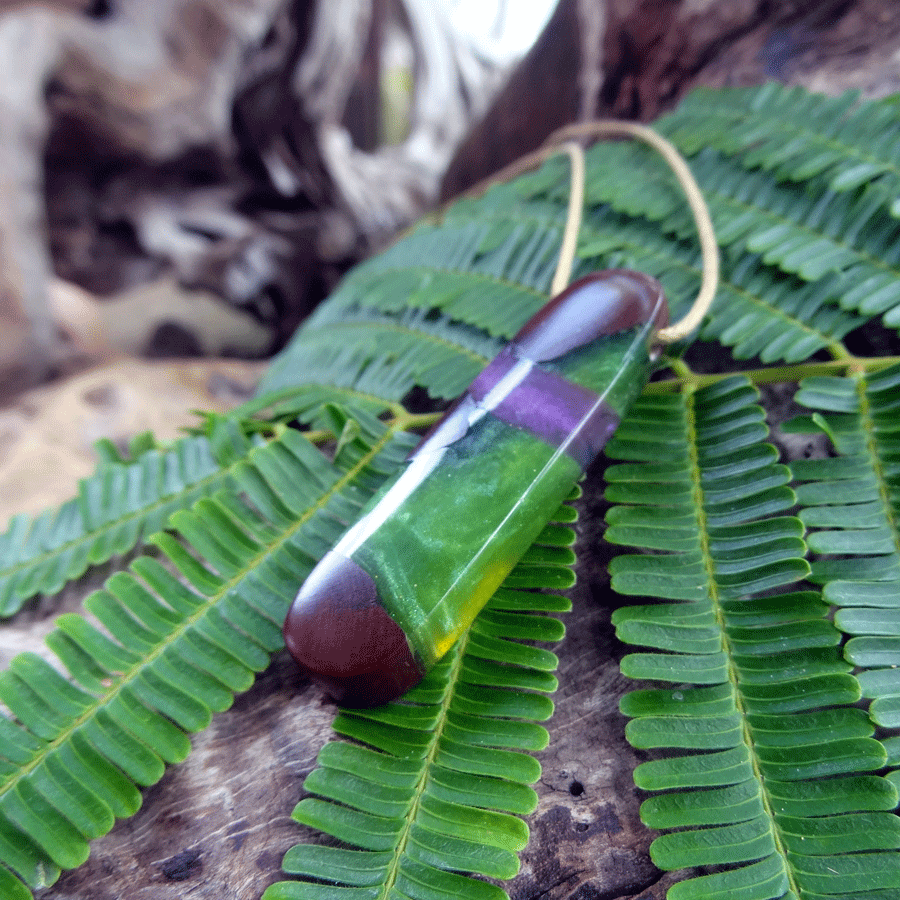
458;121;718;343
549;142;586;296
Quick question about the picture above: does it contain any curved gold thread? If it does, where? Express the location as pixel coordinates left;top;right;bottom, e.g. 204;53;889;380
457;121;718;344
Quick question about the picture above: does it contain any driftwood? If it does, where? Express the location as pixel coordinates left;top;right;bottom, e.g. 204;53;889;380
0;0;505;383
0;0;287;378
8;1;900;898
442;0;900;196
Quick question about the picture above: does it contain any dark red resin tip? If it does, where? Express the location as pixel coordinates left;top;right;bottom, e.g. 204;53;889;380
283;552;426;707
514;269;668;361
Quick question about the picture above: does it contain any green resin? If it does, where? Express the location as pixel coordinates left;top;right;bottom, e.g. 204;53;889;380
352;417;580;666
550;328;649;417
349;324;655;667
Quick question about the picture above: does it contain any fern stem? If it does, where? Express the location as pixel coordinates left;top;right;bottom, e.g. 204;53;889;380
829;342;856;362
644;355;900;395
682;385;804;899
299;409;439;448
659;356;697;383
379;638;469;898
387;411;442;433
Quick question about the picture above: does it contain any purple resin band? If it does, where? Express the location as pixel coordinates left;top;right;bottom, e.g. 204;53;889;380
409;271;666;468
469;347;619;469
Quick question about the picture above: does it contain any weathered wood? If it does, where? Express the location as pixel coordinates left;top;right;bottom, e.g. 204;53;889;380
0;0;288;379
442;0;900;197
1;0;509;380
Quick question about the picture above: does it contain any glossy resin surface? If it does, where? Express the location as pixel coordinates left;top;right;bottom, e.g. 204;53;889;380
284;270;668;706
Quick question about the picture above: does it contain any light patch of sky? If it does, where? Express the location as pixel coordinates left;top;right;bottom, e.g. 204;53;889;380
449;0;559;62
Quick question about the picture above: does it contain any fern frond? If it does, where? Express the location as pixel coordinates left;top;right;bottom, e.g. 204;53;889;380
658;83;900;202
332;211;563;328
0;411;417;895
0;422;256;617
264;516;574;900
579;210;865;363
583;137;900;326
794;364;900;771
706;251;865;362
268;169;867;415
260;306;499;404
606;377;900;899
259;189;592;406
690;150;900;285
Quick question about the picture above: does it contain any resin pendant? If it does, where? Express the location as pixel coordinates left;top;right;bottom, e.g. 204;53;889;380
284;270;668;706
